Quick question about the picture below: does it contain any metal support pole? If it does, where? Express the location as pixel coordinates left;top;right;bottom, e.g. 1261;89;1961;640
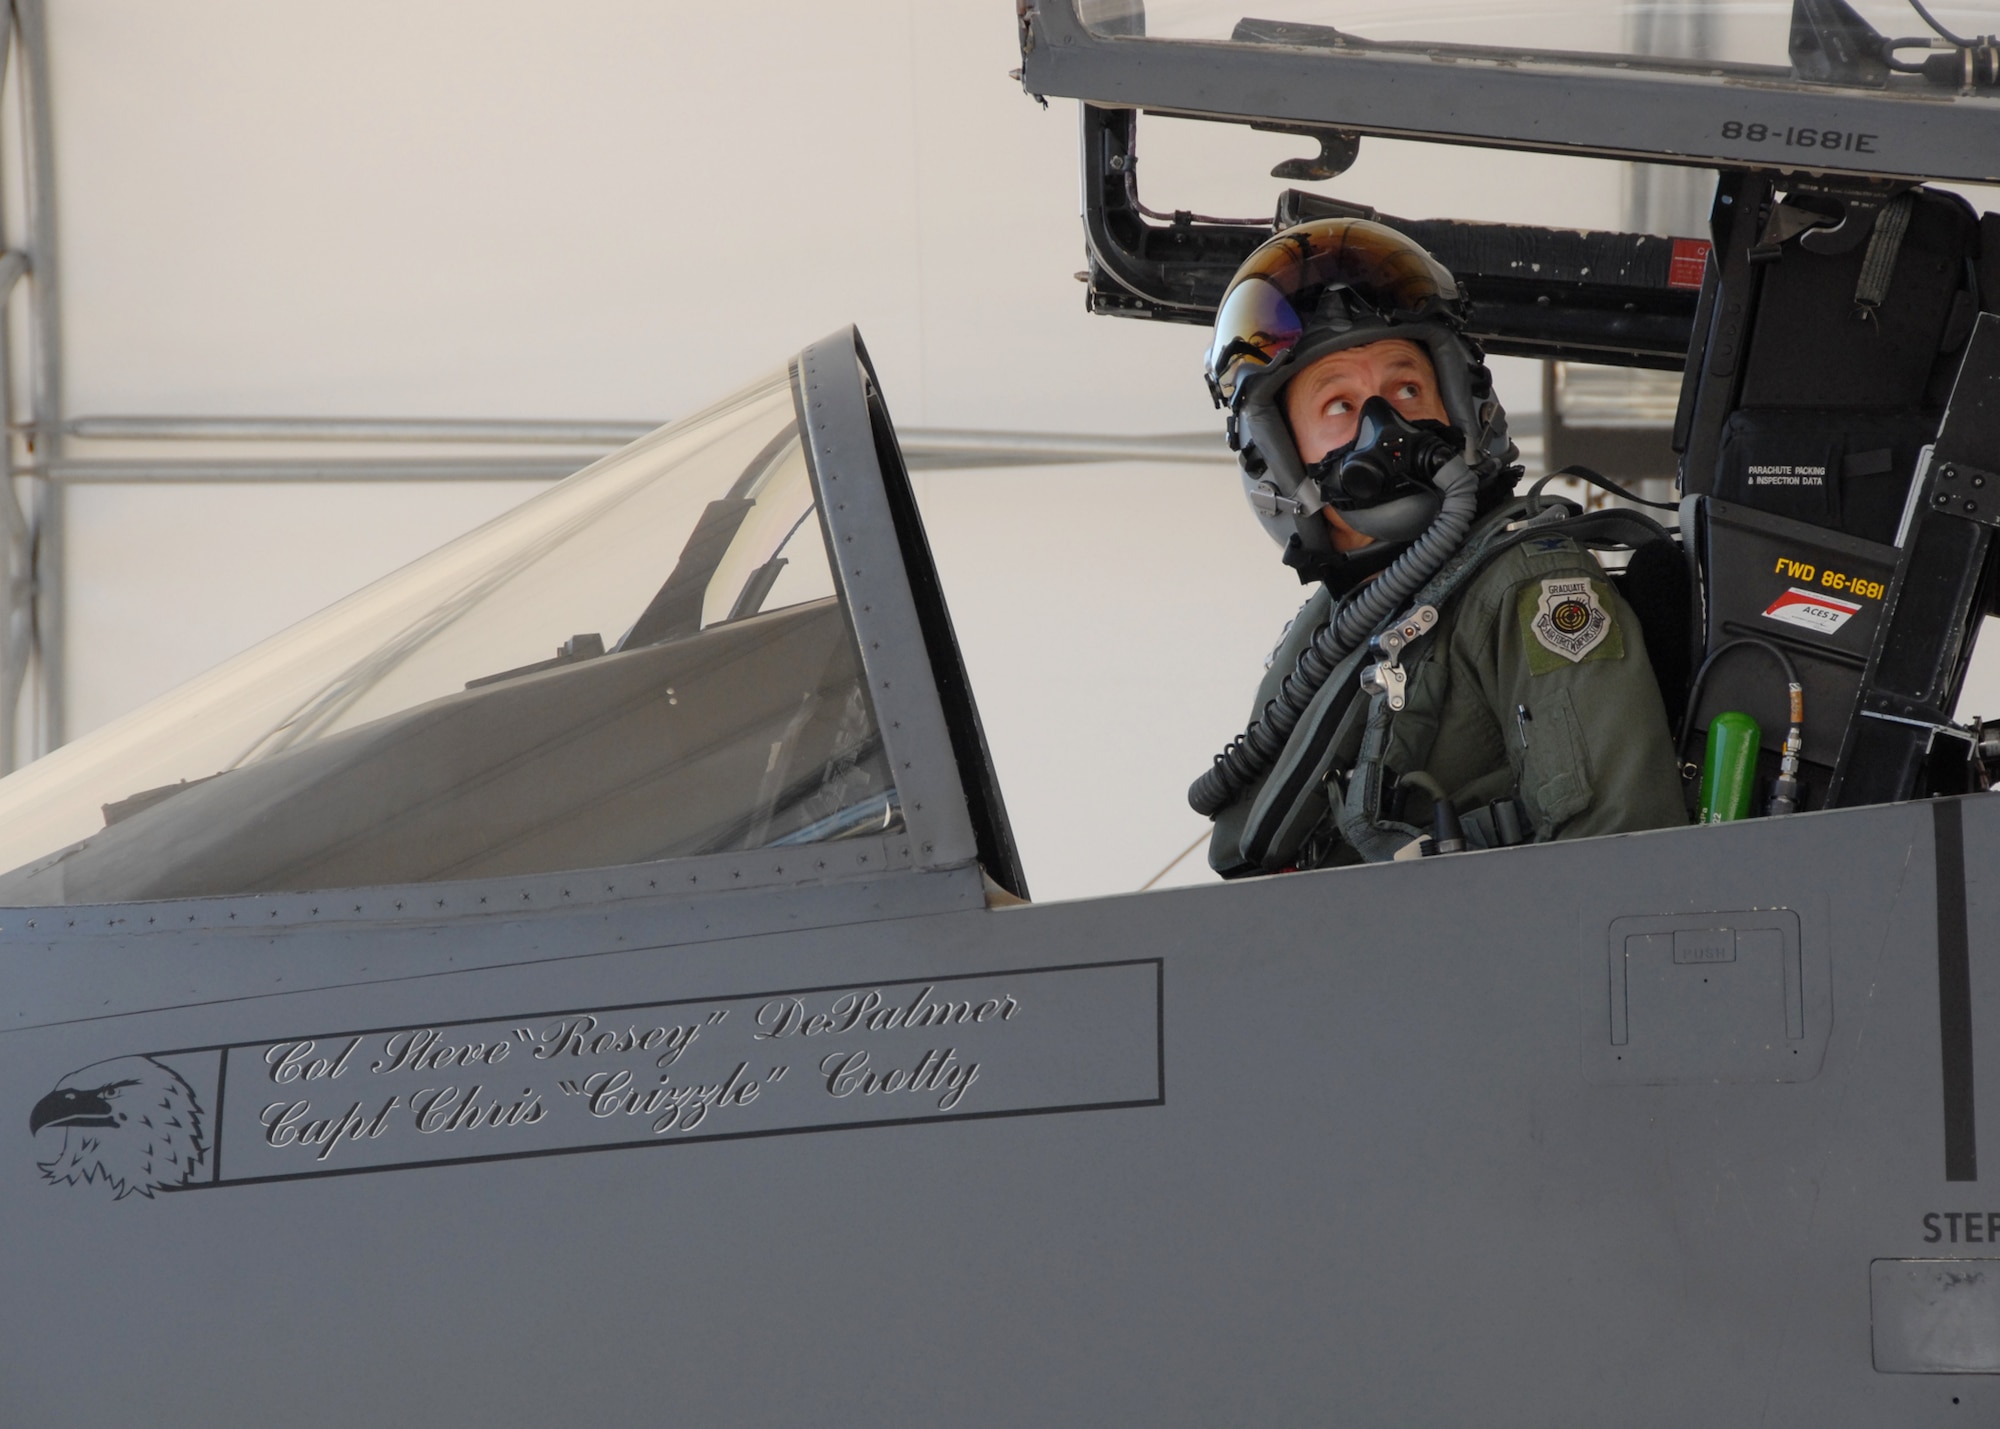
0;335;23;771
14;0;59;755
66;415;662;445
48;420;1232;475
0;461;23;775
47;457;600;484
0;15;19;774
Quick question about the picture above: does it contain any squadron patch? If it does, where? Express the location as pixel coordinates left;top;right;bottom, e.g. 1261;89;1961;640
1519;576;1622;673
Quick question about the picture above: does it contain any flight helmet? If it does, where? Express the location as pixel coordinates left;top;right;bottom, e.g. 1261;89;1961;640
1205;218;1518;553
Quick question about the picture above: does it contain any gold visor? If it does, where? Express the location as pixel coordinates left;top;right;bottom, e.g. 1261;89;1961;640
1205;218;1460;403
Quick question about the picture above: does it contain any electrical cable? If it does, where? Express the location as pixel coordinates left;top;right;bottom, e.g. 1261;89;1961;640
1124;168;1273;229
1910;0;1973;47
1884;41;1940;73
1895;1;1999;89
1117;133;1272;229
1528;464;1680;513
1674;637;1806;816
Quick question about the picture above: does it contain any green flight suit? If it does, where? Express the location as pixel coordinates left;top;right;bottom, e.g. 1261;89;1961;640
1210;501;1687;874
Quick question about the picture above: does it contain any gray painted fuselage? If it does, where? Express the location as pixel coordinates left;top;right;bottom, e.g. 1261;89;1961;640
2;793;1990;1425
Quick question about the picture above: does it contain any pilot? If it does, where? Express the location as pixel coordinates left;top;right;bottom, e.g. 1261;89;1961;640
1191;218;1685;874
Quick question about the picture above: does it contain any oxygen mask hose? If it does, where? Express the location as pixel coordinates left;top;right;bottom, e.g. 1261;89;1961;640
1189;455;1481;818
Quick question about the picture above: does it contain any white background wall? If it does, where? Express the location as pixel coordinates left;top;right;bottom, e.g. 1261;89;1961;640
16;1;2000;902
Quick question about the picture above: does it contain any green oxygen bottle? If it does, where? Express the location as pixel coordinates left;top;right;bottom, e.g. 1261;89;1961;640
1698;710;1762;823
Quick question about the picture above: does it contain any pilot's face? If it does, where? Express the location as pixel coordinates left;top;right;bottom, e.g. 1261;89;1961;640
1284;338;1449;553
1283;338;1448;462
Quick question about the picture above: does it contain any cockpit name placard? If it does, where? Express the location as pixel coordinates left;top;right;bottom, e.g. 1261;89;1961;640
26;960;1163;1197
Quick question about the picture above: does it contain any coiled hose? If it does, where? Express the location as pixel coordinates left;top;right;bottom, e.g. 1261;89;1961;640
1188;457;1483;817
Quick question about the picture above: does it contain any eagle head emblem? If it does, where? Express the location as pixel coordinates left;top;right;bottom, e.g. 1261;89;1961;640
30;1055;207;1199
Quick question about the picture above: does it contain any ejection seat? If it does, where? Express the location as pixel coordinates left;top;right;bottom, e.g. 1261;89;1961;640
1677;176;2000;810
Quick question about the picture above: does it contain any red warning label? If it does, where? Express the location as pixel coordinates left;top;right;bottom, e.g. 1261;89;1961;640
1762;586;1863;635
1668;238;1712;290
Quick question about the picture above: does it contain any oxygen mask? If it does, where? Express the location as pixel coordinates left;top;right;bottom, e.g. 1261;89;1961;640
1306;396;1463;542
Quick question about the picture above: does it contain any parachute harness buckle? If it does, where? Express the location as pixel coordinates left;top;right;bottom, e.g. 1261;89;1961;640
1359;604;1439;712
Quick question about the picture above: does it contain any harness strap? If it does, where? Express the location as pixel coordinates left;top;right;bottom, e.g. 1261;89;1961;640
1855;193;1914;313
1336;680;1429;861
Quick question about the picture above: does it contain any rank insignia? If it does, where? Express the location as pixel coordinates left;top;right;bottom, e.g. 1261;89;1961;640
1521;576;1621;671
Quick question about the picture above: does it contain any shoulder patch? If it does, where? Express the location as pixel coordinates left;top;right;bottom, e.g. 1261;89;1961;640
1519;576;1623;673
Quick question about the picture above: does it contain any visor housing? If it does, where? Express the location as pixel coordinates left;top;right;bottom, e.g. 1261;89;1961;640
1205;218;1462;406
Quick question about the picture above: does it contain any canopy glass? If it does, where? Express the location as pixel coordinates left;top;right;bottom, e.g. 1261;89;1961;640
0;369;900;904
